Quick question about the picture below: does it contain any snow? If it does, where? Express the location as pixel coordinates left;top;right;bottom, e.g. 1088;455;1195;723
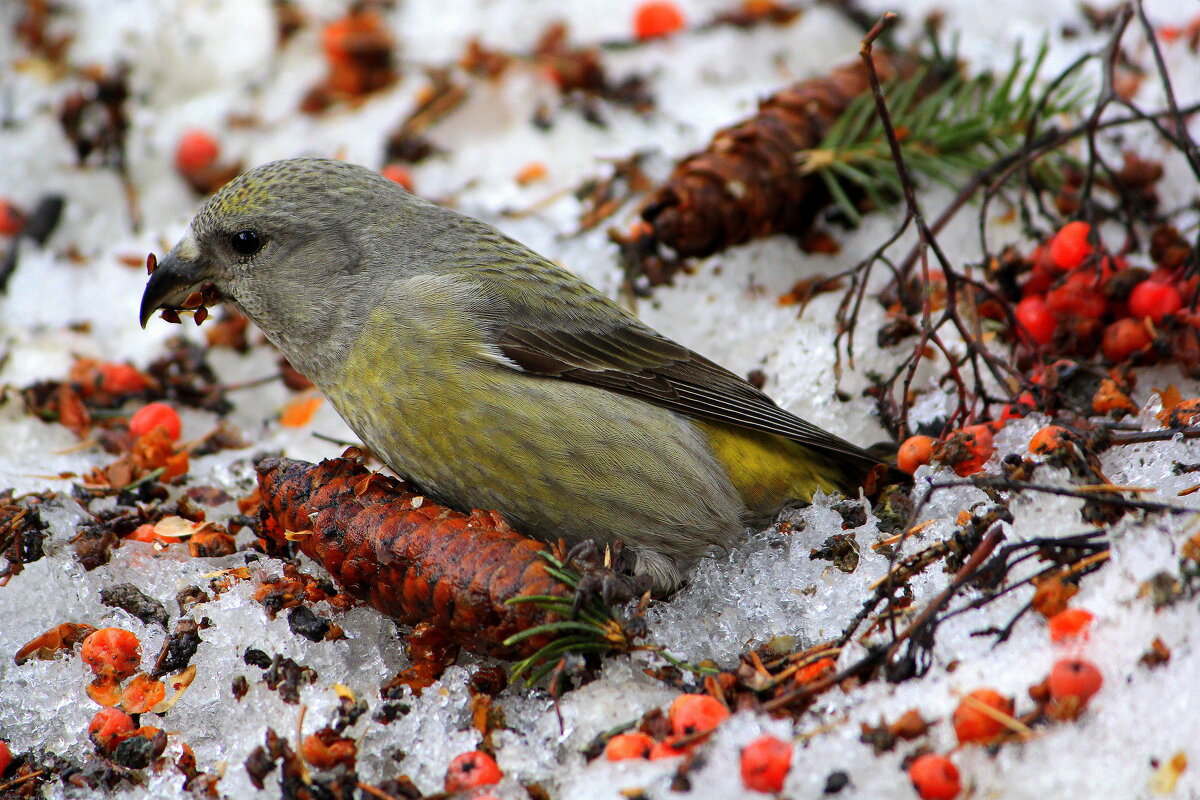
3;1;1200;798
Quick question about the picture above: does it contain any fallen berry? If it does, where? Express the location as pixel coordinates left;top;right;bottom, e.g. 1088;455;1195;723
605;731;655;761
129;402;182;441
634;0;685;39
1128;280;1183;323
174;130;220;177
669;693;730;737
444;750;502;792
126;522;179;546
897;435;936;475
0;739;11;775
381;164;413;191
0;199;26;236
98;363;150;395
1047;608;1094;643
948;424;994;477
302;731;357;770
952;688;1013;745
88;707;135;750
1028;425;1071;456
1015;295;1057;345
80;628;141;680
794;656;837;684
648;736;691;760
1048;658;1103;705
740;735;792;793
1048;220;1093;271
908;753;961;800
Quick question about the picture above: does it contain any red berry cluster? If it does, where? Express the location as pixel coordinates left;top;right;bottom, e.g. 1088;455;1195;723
604;693;732;762
1014;221;1193;363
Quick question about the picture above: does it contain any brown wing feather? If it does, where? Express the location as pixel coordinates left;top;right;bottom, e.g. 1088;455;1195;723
496;323;881;472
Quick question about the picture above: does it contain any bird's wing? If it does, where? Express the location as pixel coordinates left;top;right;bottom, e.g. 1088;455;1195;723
470;257;882;472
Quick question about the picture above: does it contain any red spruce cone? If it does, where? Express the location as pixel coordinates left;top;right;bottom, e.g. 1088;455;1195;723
256;455;572;659
630;50;918;283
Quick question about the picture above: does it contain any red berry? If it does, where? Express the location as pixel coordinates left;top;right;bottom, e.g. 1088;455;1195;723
908;753;961;800
1015;296;1056;345
1128;280;1183;323
1101;318;1152;362
0;739;11;776
949;424;994;477
634;1;685;39
669;694;730;737
129;402;182;441
1048;658;1103;704
1046;272;1107;320
0;199;26;236
444;750;502;792
1048;221;1093;271
175;130;220;176
80;628;142;680
1047;608;1094;643
605;731;655;761
88;707;135;750
381;164;413;191
897;435;936;475
952;688;1013;745
740;735;792;793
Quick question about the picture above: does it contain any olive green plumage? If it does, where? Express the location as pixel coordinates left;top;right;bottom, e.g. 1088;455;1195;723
140;158;882;592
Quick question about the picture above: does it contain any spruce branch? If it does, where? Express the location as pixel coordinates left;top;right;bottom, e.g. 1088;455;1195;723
800;41;1091;225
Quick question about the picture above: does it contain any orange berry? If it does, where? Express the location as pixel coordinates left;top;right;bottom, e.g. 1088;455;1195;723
80;628;141;680
1048;221;1093;271
88;707;135;750
1048;658;1103;704
605;731;655;761
1100;318;1152;362
98;363;149;395
129;402;182;441
897;435;936;475
1028;425;1071;456
279;394;323;427
444;750;502;792
302;732;357;770
118;673;167;714
1047;608;1094;643
634;1;685;39
1128;280;1183;323
648;736;691;760
952;688;1013;745
381;164;413;191
1014;295;1056;345
908;753;961;800
740;735;792;793
794;656;837;684
0;739;11;776
669;693;730;737
174;130;220;176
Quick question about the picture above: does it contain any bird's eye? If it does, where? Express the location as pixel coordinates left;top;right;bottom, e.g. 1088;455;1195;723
230;230;262;257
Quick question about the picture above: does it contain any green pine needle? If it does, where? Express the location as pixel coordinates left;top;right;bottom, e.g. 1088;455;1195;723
798;42;1091;224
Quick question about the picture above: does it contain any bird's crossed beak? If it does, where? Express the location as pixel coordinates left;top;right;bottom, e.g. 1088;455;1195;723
138;244;224;328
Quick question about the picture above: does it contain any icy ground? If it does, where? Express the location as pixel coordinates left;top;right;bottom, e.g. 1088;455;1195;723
2;1;1200;798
